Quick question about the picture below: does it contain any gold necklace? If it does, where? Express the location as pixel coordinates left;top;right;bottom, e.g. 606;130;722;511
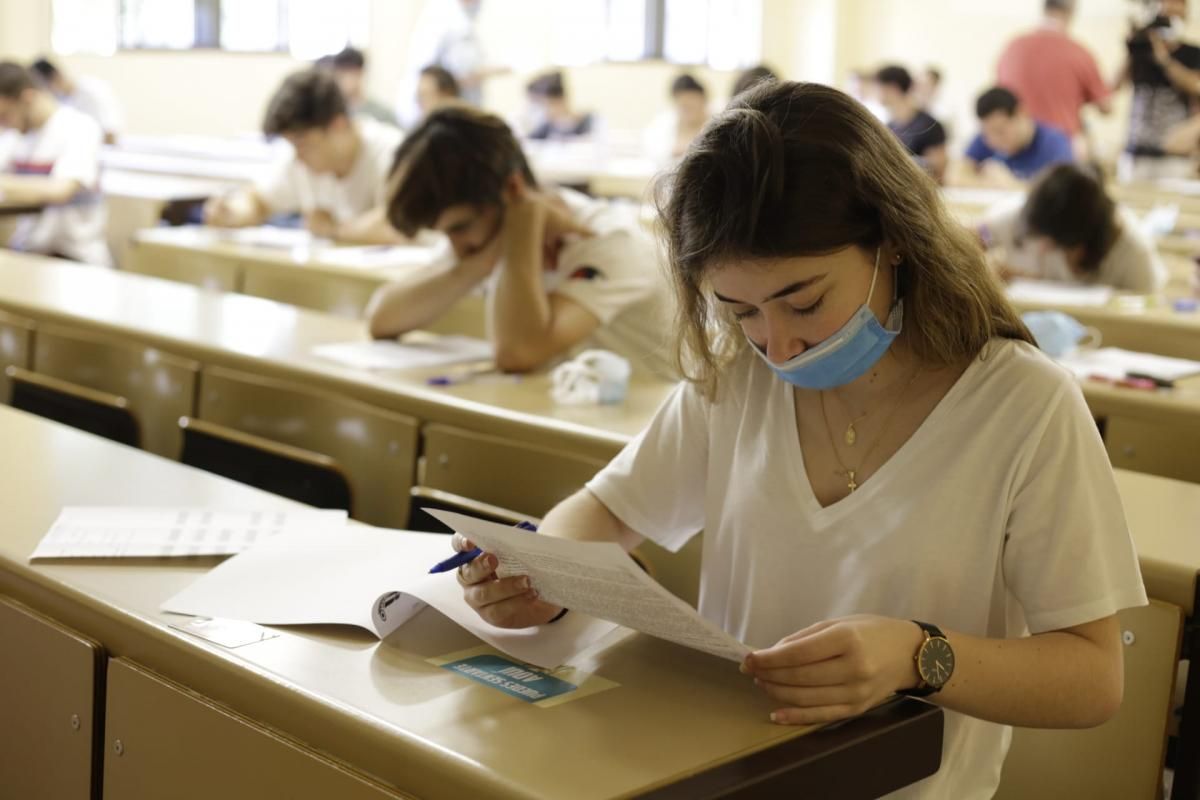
819;367;923;493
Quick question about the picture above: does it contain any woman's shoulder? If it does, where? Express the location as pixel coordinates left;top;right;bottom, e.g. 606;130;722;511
968;338;1075;408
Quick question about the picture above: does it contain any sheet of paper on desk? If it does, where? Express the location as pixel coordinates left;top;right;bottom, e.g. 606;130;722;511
161;526;618;669
218;226;318;249
429;510;752;663
312;245;440;270
29;507;347;560
1006;280;1114;307
313;334;493;371
1056;347;1200;383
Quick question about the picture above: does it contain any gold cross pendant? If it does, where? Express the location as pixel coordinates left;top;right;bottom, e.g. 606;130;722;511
842;469;858;492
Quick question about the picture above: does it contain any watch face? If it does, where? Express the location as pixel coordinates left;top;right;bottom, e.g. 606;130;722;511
918;637;955;688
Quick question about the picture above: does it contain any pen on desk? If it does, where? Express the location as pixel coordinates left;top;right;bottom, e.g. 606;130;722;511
426;367;516;387
1125;372;1173;389
427;520;538;573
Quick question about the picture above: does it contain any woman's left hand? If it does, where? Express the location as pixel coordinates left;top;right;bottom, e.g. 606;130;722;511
741;615;925;725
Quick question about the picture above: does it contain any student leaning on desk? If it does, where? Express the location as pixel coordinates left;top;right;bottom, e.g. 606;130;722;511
979;162;1168;293
203;68;405;245
449;82;1146;799
366;106;674;377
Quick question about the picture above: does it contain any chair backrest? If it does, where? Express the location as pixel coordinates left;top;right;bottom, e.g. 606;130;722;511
993;599;1183;800
196;365;419;527
30;324;198;458
0;310;34;404
8;366;140;448
180;416;352;512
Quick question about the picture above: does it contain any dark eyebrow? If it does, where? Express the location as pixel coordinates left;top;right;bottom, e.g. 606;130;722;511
713;275;826;305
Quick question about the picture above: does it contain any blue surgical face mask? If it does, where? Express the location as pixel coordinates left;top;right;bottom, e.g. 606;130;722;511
747;248;902;390
1021;310;1096;358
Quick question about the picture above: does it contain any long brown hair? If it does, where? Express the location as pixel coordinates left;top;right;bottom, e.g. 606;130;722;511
655;80;1032;396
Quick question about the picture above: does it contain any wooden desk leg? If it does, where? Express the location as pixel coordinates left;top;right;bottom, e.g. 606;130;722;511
1172;589;1200;800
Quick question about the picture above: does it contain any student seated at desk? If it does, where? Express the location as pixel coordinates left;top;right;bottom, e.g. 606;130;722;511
203;69;405;245
322;47;399;128
30;57;124;145
876;65;948;183
525;71;595;141
980;163;1167;292
366;106;672;376
451;81;1146;799
416;65;462;121
961;87;1074;185
0;61;110;267
642;74;713;163
730;64;780;99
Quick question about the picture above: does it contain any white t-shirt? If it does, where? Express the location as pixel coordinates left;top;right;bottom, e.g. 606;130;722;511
981;197;1167;293
587;340;1146;799
63;76;125;138
527;188;675;378
0;104;110;266
256;117;402;222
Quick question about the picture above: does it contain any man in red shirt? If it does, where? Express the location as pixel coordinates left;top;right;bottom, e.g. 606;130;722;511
997;0;1111;158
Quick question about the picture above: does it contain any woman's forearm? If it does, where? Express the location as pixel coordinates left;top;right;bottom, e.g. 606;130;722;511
541;489;644;552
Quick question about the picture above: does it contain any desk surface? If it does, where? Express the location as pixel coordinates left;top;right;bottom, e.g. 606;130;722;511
0;405;942;799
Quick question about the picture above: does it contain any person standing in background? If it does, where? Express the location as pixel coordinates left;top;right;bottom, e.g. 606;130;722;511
29;57;124;145
996;0;1111;161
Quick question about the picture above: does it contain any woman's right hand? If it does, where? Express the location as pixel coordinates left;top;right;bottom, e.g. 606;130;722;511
453;533;564;628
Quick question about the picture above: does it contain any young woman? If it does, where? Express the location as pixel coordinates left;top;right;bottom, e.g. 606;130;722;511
980;162;1167;292
452;82;1146;798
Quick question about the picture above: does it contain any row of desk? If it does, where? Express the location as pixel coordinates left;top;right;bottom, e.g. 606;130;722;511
0;251;1199;797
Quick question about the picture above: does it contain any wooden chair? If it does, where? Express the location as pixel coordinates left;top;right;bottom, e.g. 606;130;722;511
0;310;34;404
993;600;1183;800
8;366;140;447
193;365;419;527
28;324;198;458
180;417;352;512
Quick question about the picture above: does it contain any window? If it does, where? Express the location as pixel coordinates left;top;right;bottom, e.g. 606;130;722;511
551;0;760;67
51;0;368;57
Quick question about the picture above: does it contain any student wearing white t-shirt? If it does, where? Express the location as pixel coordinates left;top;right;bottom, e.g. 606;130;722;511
980;163;1167;293
31;58;125;145
0;61;110;267
204;69;405;245
450;82;1146;798
367;106;673;377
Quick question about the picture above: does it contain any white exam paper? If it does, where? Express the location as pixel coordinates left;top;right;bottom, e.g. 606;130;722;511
1006;279;1114;308
429;510;751;663
161;526;618;669
1056;347;1200;383
313;334;493;371
30;507;347;560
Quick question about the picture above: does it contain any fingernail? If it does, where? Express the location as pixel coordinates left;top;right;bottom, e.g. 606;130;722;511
739;662;750;675
769;712;779;723
520;577;531;590
489;555;499;569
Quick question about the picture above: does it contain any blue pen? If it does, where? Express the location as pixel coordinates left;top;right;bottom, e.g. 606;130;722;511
428;520;538;573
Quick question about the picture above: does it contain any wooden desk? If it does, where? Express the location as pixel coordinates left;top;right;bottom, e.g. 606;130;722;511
0;405;942;799
126;227;440;319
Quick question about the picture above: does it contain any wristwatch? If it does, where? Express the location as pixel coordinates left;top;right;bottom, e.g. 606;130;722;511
902;621;955;697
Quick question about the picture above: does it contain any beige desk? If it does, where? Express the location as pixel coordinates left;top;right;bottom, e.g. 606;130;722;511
126;226;445;320
0;405;941;799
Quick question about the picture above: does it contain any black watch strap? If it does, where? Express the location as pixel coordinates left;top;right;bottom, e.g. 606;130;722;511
901;620;948;698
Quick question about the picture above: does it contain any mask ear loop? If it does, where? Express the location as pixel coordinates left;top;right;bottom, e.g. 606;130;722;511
865;247;882;305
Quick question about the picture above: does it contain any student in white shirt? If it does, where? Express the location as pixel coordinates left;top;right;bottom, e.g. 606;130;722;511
30;57;124;145
451;81;1146;799
0;61;110;267
980;163;1167;292
366;106;673;377
204;68;405;245
642;74;713;164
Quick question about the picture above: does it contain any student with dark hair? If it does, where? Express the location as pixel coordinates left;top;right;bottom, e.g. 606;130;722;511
367;106;672;376
30;56;124;144
204;68;404;244
0;61;110;266
525;71;595;140
964;87;1074;182
731;64;779;99
323;46;397;127
643;73;712;162
980;163;1166;291
416;65;461;119
450;81;1144;800
875;64;948;181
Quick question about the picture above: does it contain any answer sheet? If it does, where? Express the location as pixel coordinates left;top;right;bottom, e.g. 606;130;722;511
1006;279;1114;308
30;507;347;559
161;526;618;669
313;334;493;371
429;510;751;663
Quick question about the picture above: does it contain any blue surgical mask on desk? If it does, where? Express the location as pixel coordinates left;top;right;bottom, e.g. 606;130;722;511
748;248;902;390
1022;310;1099;358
